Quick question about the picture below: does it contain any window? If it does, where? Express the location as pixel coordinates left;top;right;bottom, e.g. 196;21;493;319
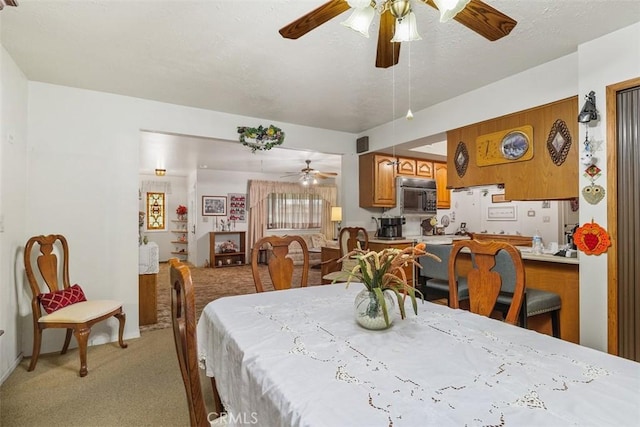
267;193;322;230
146;192;166;230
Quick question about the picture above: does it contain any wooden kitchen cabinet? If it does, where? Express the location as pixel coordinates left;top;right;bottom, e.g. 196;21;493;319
396;157;417;176
435;162;450;209
416;160;434;178
359;152;396;208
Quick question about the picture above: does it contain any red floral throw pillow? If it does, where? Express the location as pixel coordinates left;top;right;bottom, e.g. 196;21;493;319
39;284;87;314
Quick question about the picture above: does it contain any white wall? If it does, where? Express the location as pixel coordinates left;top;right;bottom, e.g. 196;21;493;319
577;22;640;350
19;82;354;363
0;47;28;383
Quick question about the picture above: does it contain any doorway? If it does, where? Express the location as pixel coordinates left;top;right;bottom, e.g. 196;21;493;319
606;77;640;361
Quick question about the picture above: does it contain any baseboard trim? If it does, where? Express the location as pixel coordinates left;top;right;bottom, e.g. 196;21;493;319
0;352;23;386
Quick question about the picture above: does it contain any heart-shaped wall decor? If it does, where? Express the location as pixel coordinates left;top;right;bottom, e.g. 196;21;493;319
582;184;605;205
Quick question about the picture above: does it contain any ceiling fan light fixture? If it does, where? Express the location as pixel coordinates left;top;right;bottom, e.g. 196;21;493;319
391;10;422;42
433;0;471;23
341;5;376;38
388;0;411;19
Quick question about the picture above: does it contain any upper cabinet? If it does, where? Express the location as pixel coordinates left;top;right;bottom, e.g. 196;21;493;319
446;96;578;200
434;162;450;209
416;160;434;178
359;152;396;208
396;157;417;176
397;158;434;178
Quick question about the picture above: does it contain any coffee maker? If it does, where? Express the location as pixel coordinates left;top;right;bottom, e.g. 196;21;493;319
376;217;405;240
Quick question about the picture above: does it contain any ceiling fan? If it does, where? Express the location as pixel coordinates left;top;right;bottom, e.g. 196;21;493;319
282;160;338;185
0;0;18;11
279;0;517;68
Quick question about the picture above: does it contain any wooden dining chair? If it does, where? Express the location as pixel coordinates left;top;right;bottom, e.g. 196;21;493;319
338;227;369;255
491;250;562;338
170;258;225;426
23;234;127;377
448;240;525;325
251;235;309;292
418;243;468;305
322;227;369;283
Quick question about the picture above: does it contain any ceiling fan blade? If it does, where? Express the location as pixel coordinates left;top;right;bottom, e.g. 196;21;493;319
376;9;401;68
316;172;338;179
422;0;517;41
279;0;351;40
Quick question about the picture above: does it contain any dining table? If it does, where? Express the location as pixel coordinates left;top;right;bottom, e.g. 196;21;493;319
197;283;640;427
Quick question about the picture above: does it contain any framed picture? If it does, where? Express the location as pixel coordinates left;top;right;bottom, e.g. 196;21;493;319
202;196;227;216
228;193;247;222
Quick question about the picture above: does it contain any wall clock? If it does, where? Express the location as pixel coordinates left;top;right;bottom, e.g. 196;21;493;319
476;125;534;166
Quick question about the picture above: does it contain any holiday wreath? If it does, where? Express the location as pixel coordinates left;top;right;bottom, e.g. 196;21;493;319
237;125;285;152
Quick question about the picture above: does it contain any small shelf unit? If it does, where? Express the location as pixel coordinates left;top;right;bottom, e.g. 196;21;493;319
210;231;246;268
171;219;189;258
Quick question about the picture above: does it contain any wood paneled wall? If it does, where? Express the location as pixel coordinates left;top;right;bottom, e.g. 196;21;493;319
447;97;578;200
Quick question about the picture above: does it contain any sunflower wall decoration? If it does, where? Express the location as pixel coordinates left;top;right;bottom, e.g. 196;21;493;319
237;125;285;152
574;221;611;255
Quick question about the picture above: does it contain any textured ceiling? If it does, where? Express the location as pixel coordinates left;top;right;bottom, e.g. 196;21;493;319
2;0;639;175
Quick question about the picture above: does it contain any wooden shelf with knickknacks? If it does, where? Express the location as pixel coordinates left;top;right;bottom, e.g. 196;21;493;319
209;231;246;268
171;205;189;259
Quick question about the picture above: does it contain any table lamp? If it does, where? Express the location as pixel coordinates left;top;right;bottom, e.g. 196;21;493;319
331;206;342;238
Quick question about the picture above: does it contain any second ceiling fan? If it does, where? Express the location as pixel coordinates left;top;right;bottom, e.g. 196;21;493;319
282;160;338;185
279;0;517;68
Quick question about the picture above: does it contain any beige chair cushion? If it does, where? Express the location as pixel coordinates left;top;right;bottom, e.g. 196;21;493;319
39;300;122;323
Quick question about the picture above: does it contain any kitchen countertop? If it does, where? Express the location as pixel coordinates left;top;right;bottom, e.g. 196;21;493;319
369;238;414;245
368;236;579;265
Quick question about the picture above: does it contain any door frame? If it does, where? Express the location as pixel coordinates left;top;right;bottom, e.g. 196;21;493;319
606;76;640;355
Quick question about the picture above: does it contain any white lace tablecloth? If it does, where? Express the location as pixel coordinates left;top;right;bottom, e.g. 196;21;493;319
197;284;640;427
138;242;159;274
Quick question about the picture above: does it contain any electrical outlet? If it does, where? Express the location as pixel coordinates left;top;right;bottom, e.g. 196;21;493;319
543;216;551;223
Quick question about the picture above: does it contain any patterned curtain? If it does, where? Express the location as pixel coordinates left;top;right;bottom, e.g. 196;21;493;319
248;180;337;248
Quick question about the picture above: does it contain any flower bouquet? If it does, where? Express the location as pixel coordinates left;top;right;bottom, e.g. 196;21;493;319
176;205;187;219
219;240;238;254
333;242;438;329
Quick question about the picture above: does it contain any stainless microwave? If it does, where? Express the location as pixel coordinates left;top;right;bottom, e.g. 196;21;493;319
398;177;437;215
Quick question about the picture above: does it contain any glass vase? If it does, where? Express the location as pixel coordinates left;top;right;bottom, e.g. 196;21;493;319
354;288;395;330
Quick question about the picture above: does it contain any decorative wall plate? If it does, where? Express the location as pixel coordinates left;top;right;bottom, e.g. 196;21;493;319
546;119;572;166
500;131;529;160
454;141;469;177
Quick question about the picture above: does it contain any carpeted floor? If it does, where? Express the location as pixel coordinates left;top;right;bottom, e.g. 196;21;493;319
0;263;322;427
140;262;322;332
